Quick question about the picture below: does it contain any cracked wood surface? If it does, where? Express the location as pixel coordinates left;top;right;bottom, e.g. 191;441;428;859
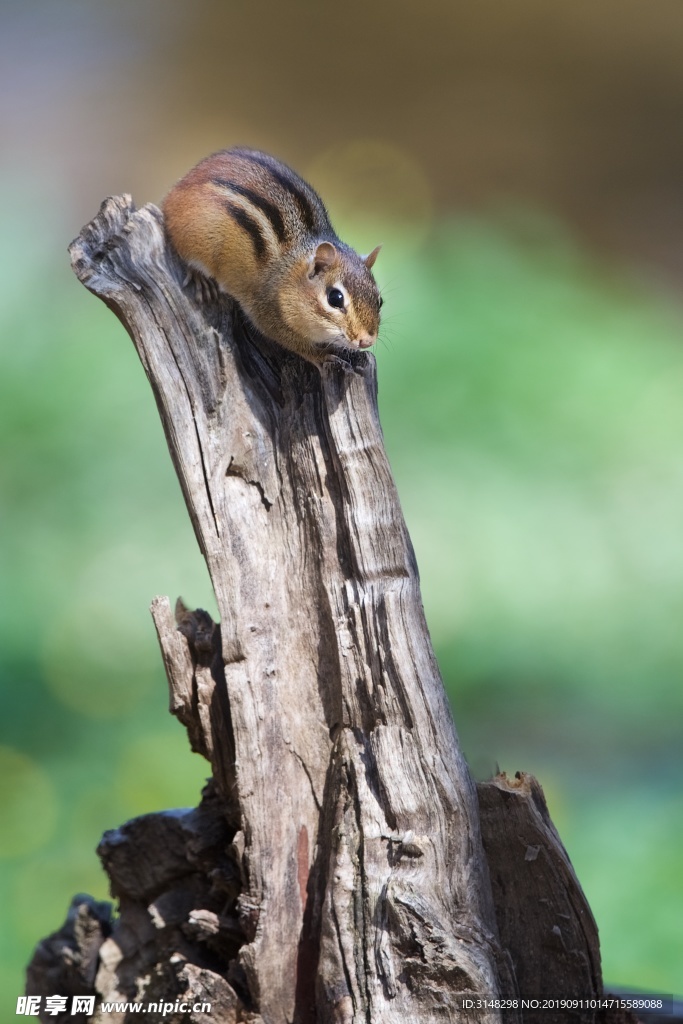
68;194;509;1023
477;773;603;1024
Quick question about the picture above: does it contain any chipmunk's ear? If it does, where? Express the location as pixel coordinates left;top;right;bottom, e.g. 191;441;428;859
363;245;382;270
311;241;339;276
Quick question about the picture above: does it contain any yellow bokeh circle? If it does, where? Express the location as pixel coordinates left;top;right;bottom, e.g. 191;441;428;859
116;732;209;818
42;596;158;719
307;139;434;252
0;746;57;858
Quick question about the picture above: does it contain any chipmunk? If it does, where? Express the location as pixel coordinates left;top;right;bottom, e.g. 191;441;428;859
162;147;383;362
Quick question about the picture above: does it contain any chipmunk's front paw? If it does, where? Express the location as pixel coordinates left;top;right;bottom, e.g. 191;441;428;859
319;352;358;373
182;267;220;305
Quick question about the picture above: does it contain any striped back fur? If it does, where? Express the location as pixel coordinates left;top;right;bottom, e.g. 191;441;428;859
198;148;334;262
162;147;382;361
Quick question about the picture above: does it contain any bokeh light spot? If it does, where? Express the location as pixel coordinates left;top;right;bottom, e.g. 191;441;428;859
0;747;57;858
307;139;434;255
116;732;209;817
42;593;159;718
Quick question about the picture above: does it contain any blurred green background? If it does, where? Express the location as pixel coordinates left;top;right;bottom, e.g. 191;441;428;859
1;0;682;1009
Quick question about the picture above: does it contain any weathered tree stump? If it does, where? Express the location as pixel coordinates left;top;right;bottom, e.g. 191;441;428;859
26;195;621;1024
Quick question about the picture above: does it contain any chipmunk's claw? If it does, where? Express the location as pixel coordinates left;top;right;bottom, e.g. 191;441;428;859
182;267;220;305
319;353;358;374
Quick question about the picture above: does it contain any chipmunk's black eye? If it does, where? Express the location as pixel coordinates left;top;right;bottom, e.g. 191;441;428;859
327;288;345;310
379;297;384;309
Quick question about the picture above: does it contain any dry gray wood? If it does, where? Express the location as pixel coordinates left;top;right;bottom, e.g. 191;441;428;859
64;194;510;1023
27;792;248;1024
477;773;602;1024
27;194;626;1024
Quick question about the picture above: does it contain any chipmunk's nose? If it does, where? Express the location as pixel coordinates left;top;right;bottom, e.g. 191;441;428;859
358;334;376;349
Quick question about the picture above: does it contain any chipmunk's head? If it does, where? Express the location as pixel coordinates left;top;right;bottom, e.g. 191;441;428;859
284;241;382;356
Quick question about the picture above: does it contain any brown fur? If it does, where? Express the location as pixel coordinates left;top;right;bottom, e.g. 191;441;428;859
162;148;382;361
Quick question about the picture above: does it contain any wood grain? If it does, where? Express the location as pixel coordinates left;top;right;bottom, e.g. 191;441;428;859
65;194;507;1022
